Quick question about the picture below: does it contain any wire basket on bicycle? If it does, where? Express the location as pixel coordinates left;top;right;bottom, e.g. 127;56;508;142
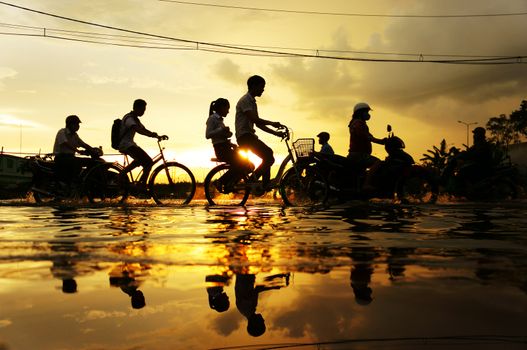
292;138;315;160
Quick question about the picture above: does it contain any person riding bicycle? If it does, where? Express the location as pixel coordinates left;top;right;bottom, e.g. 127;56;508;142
235;75;286;190
117;99;167;190
455;126;495;182
347;102;387;191
206;98;253;190
53;114;100;186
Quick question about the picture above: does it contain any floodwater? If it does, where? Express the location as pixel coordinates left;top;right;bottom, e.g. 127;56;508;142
0;200;526;350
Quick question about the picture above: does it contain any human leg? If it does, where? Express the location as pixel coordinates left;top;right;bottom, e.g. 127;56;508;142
237;135;274;186
122;146;153;184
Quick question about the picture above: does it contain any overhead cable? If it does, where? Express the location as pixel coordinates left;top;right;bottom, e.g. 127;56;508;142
158;0;527;18
0;2;525;65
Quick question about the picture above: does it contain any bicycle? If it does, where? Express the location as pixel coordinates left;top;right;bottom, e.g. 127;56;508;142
203;125;329;206
114;137;196;205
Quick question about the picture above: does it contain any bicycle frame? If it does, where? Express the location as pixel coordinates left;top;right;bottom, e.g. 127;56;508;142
120;140;170;184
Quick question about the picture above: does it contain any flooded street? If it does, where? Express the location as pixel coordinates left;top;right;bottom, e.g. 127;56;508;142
0;200;526;349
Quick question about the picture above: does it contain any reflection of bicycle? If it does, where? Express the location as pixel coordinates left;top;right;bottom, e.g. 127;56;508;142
203;125;328;206
112;137;196;205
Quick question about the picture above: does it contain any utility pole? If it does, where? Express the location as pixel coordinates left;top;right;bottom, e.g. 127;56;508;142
457;120;478;148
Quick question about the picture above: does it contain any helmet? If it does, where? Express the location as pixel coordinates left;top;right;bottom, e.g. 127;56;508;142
65;115;81;125
472;126;486;135
353;102;371;113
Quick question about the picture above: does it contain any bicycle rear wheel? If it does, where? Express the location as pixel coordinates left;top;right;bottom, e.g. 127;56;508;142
204;164;250;206
279;166;329;206
84;162;129;204
149;162;196;205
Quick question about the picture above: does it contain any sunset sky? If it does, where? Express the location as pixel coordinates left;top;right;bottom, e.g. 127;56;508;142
1;0;526;176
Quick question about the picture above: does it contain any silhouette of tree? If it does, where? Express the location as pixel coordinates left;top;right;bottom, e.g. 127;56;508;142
510;100;527;138
486;100;527;146
420;139;459;171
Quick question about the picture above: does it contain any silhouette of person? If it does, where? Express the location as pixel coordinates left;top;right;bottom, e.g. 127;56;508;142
205;273;231;313
235;273;289;337
109;263;147;309
235;75;286;190
117;99;167;189
317;132;335;155
53;114;99;185
349;247;378;305
347;102;386;190
206;98;254;190
456;127;495;182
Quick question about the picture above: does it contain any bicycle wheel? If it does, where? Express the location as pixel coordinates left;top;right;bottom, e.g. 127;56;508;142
84;163;129;204
279;166;329;206
204;164;250;206
396;173;438;204
149;162;196;205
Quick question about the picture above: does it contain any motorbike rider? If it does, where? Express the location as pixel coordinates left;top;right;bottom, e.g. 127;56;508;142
317;131;335;155
347;102;386;190
456;126;495;182
53;115;100;185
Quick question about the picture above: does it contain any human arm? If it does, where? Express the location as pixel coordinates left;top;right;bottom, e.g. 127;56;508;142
206;117;232;139
242;110;284;137
369;134;387;145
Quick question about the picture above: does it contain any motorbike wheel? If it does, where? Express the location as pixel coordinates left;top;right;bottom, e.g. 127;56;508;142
84;163;129;204
204;164;250;206
279;166;329;207
396;174;438;204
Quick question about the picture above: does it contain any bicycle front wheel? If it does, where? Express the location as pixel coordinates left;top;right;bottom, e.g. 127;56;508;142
149;162;196;205
204;163;250;206
84;162;129;204
279;166;329;207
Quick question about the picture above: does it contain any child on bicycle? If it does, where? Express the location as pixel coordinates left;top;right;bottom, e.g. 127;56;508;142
206;98;253;190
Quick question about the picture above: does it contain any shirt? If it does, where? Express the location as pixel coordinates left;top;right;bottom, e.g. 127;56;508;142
205;113;232;145
53;128;85;154
320;143;335;155
118;112;144;152
348;119;372;155
235;93;257;140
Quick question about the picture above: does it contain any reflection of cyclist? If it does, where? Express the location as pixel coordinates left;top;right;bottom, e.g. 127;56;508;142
235;75;286;190
235;273;289;337
206;98;254;189
118;99;167;189
205;274;231;313
109;264;146;309
53;115;99;185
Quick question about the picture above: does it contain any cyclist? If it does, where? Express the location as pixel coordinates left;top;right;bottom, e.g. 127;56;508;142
235;75;285;190
53;114;100;185
206;98;253;190
117;99;167;189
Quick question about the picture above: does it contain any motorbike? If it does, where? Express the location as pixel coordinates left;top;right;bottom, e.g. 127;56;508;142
27;147;107;203
440;152;519;200
313;125;438;204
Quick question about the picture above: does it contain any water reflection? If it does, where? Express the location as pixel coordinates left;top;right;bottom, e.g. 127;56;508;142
0;202;526;349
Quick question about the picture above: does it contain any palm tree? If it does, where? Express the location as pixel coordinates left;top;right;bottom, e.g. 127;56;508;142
420;139;459;172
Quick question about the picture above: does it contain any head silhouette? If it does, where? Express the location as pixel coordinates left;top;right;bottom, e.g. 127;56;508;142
133;99;147;116
130;290;146;309
62;278;78;294
247;313;266;337
209;291;230;313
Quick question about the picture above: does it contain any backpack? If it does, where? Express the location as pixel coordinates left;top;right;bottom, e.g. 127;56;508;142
111;118;122;150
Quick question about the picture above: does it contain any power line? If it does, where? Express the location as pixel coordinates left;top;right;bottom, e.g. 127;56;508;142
158;0;527;18
1;21;516;59
0;2;526;64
